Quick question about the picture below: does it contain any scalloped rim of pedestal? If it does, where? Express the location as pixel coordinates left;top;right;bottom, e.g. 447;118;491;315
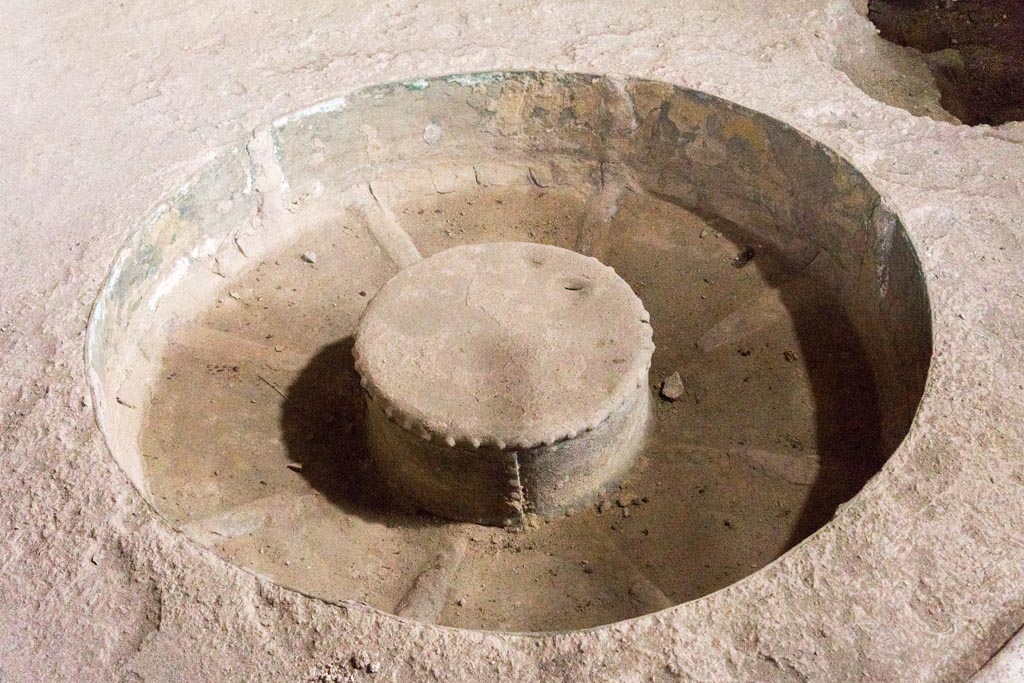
352;242;656;452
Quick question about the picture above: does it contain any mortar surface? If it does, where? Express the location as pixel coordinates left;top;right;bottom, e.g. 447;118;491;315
2;1;1023;682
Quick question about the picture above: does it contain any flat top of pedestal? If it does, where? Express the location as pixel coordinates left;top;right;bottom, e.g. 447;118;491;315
353;242;654;449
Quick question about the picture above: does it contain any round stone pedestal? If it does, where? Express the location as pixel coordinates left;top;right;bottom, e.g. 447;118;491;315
353;242;654;525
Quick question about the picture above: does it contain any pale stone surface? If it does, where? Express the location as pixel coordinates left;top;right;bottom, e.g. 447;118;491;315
1;2;1024;682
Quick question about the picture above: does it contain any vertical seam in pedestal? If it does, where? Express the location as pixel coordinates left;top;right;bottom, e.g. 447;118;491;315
510;452;526;520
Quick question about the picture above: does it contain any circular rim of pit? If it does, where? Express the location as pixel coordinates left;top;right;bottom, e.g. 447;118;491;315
85;69;937;638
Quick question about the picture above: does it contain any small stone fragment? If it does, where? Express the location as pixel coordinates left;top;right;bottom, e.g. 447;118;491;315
523;512;542;529
301;250;317;264
431;166;458;194
783;350;797;363
529;165;554;188
286;462;303;472
659;371;684;401
699;229;709;238
228;291;241;300
423;121;444;145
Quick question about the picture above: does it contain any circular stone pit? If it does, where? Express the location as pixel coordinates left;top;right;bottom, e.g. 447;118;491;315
87;71;933;633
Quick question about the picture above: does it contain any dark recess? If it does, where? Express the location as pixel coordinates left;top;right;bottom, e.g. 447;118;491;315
869;0;1024;125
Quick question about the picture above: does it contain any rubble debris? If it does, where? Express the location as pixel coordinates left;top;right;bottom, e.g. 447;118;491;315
659;372;684;401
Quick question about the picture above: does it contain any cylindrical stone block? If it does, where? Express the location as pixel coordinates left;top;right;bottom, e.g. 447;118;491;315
353;242;654;526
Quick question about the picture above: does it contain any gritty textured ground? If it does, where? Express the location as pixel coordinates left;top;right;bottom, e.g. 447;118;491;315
2;1;1024;682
